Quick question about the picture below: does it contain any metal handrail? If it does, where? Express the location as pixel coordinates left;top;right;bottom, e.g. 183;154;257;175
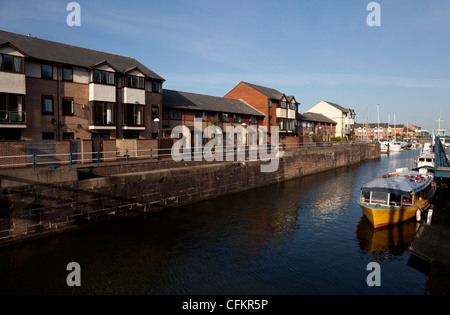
0;140;373;170
0;110;26;123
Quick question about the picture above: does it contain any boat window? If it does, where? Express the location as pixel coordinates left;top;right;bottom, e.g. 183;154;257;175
370;191;388;205
402;195;412;206
389;194;402;206
361;190;371;203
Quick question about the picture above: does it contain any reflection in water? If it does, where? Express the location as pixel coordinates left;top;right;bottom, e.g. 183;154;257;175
356;216;418;255
0;150;427;295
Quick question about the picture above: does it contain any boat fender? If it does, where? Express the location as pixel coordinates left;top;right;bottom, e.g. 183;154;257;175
427;209;433;225
416;209;421;222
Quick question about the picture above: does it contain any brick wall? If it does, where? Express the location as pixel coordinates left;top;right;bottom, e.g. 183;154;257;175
102;139;116;162
0;141;27;167
0;143;380;245
55;140;70;163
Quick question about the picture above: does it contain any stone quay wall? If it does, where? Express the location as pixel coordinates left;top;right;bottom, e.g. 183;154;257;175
0;143;379;246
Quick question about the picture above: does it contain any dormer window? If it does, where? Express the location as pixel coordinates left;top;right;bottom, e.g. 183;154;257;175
90;69;115;85
0;54;24;73
125;75;145;89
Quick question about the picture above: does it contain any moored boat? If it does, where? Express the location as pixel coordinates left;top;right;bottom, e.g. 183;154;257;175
389;140;403;152
357;167;436;228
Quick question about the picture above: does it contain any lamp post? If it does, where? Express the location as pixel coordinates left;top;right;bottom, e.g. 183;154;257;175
154;117;161;160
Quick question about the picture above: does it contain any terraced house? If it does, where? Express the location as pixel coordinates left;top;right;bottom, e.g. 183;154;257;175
162;89;265;147
225;82;301;146
0;30;165;142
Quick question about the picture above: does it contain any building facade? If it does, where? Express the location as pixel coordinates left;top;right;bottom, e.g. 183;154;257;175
162;89;265;147
306;100;355;139
0;30;165;142
299;112;337;142
354;123;413;140
224;82;300;145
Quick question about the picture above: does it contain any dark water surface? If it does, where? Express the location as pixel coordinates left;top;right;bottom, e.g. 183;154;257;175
0;150;428;295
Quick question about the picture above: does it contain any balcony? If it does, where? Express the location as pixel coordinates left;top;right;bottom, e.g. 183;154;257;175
89;83;116;102
123;87;145;105
276;108;296;119
0;110;26;128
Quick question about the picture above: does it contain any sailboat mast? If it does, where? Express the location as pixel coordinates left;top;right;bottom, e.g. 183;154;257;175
366;106;369;142
377;104;380;141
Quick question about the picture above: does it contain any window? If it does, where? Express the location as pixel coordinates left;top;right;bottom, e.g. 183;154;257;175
268;100;272;108
151;105;159;120
42;64;53;79
290;102;296;110
63;132;74;140
249;116;257;124
42;96;54;114
0;93;25;122
222;113;228;122
151;81;160;93
169;109;182;120
126;75;145;89
91;101;114;125
280;101;286;109
62;98;74;115
90;69;115;85
42;132;55;140
195;111;205;120
124;104;144;126
0;54;24;73
233;114;241;123
62;66;73;81
278;118;285;130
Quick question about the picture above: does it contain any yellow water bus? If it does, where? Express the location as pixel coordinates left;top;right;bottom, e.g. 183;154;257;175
358;167;436;228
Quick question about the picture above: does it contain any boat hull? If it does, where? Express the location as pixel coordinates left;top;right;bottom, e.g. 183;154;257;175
358;184;436;228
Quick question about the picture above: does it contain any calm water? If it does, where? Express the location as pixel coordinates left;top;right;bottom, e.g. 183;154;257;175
0;150;428;295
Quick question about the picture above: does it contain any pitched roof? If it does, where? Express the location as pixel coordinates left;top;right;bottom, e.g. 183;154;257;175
322;101;354;113
0;30;164;81
241;82;285;100
301;112;337;124
163;89;265;117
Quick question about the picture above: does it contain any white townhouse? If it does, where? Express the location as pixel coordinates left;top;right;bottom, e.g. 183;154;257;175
306;100;356;139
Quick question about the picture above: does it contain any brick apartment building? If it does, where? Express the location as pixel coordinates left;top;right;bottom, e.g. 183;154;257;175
354;123;408;141
299;112;337;142
162;89;265;147
0;30;165;143
224;82;301;145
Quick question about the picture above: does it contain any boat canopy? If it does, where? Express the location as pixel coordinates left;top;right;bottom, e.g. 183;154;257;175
361;169;432;195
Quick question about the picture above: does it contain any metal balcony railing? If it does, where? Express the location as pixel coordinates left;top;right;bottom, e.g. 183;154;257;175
0;110;26;123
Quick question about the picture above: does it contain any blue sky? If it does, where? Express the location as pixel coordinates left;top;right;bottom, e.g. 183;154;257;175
1;0;449;131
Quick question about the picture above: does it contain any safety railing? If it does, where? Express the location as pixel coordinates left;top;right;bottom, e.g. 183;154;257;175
0;110;26;123
0;140;372;170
